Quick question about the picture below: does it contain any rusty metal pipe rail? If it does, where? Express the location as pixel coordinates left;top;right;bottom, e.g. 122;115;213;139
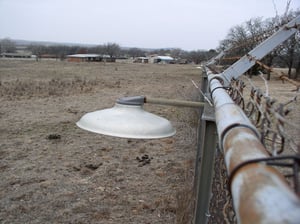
208;74;300;223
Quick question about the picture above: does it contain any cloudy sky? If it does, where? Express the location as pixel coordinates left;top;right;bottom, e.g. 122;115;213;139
0;0;299;50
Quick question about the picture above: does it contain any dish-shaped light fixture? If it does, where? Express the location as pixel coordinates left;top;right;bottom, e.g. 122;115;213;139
76;96;176;139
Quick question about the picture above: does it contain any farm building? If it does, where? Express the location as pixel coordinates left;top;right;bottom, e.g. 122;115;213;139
1;52;32;58
67;54;115;62
40;54;58;59
152;56;174;64
133;57;149;63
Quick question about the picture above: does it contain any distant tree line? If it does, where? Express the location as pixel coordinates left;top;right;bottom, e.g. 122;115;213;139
217;9;300;79
3;9;298;74
2;9;299;76
0;38;217;64
0;7;300;74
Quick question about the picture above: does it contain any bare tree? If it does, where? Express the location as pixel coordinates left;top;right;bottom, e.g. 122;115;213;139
187;50;207;64
276;10;300;78
104;43;121;58
28;44;45;61
217;8;299;79
0;38;16;53
169;48;184;59
127;48;145;58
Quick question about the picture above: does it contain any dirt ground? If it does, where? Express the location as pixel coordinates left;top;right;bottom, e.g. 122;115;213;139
0;59;201;224
240;71;300;154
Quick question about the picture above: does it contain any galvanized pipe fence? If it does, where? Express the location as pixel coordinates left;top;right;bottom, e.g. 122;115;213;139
194;15;300;224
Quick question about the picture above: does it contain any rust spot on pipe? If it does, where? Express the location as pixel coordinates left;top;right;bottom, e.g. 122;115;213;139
223;126;300;223
223;127;268;174
231;164;300;223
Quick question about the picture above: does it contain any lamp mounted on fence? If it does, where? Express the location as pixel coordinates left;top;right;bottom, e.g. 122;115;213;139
76;95;204;139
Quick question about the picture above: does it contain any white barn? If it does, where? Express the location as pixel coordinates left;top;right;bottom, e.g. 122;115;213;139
152;56;174;64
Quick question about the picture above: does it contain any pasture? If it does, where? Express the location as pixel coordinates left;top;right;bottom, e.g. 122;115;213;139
0;59;200;223
0;59;298;223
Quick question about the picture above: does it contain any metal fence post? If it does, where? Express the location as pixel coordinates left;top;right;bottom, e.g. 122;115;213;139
194;67;208;185
194;104;217;224
194;68;217;224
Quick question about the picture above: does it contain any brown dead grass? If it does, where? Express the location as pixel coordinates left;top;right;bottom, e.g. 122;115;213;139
0;59;200;224
1;59;297;223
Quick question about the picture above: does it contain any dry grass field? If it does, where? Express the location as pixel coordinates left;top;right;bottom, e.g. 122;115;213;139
0;59;201;224
0;59;299;224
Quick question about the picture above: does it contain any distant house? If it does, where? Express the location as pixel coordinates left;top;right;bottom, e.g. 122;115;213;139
40;54;57;59
133;57;149;63
152;56;174;64
1;52;32;58
67;54;115;62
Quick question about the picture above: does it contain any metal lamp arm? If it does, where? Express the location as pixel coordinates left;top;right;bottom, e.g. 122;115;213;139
117;96;205;108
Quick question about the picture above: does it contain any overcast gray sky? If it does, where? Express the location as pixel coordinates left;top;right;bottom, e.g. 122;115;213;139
0;0;299;50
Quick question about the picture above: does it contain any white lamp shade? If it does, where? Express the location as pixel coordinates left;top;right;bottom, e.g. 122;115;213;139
76;103;176;139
